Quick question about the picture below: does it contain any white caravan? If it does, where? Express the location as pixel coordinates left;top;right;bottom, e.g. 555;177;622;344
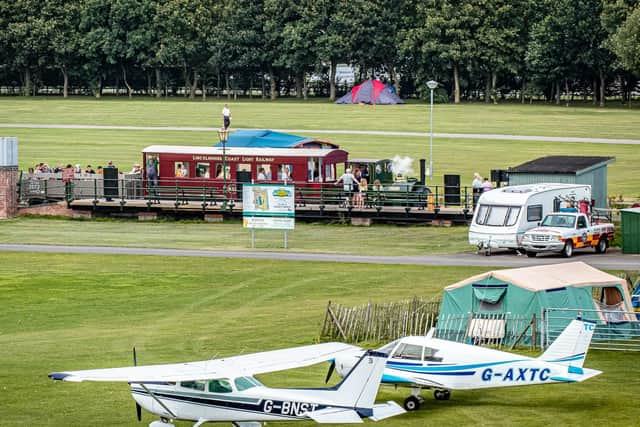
468;183;591;254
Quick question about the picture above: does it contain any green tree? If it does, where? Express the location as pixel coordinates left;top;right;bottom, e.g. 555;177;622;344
611;5;640;75
4;0;53;96
404;0;479;103
156;0;217;99
316;0;356;101
44;0;82;98
474;0;527;103
220;0;264;99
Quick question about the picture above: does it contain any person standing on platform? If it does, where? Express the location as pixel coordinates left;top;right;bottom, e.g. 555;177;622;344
482;177;493;192
472;172;483;205
222;104;231;130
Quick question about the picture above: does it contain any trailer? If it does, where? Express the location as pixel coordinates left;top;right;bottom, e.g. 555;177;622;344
468;183;592;255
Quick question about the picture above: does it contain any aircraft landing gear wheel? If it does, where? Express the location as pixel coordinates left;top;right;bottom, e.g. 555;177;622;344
434;389;451;400
595;238;607;254
403;395;421;411
485;247;491;256
562;240;574;258
526;251;536;258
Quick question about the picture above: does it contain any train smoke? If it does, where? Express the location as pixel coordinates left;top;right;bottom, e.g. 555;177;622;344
391;155;414;178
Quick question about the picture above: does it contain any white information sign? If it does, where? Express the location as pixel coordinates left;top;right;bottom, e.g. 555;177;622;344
242;184;295;230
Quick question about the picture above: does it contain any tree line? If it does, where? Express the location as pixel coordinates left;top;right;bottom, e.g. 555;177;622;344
1;0;639;105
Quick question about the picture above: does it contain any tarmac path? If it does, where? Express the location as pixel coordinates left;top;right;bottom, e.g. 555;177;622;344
1;244;638;270
1;123;640;145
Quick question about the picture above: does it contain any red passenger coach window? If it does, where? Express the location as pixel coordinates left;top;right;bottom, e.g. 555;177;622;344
278;164;292;181
196;162;210;178
215;163;230;179
257;164;272;181
175;162;189;177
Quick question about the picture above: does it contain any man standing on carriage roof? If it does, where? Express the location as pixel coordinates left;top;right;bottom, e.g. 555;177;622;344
222;104;231;130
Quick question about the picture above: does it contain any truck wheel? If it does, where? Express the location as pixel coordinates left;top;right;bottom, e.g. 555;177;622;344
526;251;536;258
562;240;574;258
595;238;607;254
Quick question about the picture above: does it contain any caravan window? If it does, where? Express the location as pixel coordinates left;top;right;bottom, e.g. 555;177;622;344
505;207;520;226
527;205;543;222
475;205;520;227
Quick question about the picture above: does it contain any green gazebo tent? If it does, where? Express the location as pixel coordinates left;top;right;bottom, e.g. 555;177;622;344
437;262;635;345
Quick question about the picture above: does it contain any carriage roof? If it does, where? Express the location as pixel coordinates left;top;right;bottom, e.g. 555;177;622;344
143;145;347;158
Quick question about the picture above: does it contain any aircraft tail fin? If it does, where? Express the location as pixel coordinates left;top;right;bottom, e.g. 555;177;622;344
331;350;387;412
539;319;596;367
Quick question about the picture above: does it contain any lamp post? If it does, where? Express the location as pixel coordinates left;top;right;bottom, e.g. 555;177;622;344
426;80;438;181
218;128;230;209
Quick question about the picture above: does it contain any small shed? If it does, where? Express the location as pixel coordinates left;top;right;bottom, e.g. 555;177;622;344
621;207;640;254
507;156;615;208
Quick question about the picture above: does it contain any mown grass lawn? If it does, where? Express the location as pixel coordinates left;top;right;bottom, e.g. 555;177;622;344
0;217;471;255
1;252;638;426
2;98;640;197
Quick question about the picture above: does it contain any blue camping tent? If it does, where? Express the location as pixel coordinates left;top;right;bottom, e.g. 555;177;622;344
215;130;339;149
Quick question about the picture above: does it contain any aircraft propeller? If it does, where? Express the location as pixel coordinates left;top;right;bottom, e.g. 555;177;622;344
133;347;142;422
325;360;336;384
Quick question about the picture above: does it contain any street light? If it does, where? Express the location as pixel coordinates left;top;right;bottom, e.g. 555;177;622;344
427;80;438;181
218;128;230;209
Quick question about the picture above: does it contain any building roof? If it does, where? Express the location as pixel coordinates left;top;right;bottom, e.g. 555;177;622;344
509;156;615;174
621;207;640;215
214;130;339;149
142;145;347;158
445;262;623;292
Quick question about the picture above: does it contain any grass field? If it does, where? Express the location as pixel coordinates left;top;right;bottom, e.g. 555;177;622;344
2;98;640;197
2;251;639;427
0;217;470;255
2;98;640;426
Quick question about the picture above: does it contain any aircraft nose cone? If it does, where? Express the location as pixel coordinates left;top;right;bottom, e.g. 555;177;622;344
334;351;362;377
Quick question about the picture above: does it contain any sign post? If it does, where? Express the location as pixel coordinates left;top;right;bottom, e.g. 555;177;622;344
242;184;295;248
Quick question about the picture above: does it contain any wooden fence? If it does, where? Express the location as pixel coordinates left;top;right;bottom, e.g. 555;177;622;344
320;297;441;343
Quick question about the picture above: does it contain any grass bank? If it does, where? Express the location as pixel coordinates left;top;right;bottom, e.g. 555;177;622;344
0;217;470;255
1;252;638;426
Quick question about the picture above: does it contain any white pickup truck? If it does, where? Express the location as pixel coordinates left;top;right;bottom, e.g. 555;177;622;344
521;212;614;258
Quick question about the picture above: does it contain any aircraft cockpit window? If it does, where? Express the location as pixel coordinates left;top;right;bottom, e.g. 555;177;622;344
424;346;443;362
180;380;206;391
377;339;400;355
208;379;233;393
392;343;423;360
235;376;260;391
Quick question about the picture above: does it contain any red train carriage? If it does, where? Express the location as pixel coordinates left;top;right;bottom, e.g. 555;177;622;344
142;145;348;192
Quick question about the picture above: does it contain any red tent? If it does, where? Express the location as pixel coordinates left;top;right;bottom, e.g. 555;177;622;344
336;79;404;105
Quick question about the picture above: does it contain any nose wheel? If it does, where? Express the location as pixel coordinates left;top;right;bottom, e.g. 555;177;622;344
434;389;451;400
403;395;423;411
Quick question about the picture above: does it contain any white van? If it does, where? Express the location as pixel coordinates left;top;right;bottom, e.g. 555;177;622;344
469;183;592;254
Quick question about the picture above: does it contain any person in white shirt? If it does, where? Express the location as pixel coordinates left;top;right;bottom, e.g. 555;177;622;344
472;172;483;205
222;104;231;130
335;168;360;207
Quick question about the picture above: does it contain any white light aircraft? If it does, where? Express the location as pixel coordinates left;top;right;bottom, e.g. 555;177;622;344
330;319;601;411
49;342;405;427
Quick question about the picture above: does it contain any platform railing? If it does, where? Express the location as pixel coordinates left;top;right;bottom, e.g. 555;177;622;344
17;174;477;212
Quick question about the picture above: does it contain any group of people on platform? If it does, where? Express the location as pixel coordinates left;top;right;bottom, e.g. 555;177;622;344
472;172;493;204
29;162;103;175
27;160;144;177
336;167;369;209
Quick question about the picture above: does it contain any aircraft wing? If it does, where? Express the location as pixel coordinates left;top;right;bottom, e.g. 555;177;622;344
306;407;363;423
49;342;359;383
225;342;360;376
